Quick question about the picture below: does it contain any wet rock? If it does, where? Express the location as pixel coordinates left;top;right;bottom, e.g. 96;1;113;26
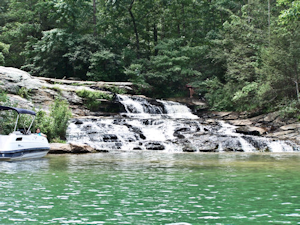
173;127;191;139
194;135;219;152
49;143;97;154
74;119;84;125
219;137;243;152
183;147;197;152
211;111;232;118
145;142;165;150
235;126;267;136
174;127;190;133
173;132;186;139
242;136;269;151
103;134;118;142
123;124;146;140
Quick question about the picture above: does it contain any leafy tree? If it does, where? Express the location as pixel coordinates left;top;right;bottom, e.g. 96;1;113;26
278;0;300;22
22;28;74;78
260;22;300;106
0;0;56;67
206;1;271;111
127;38;204;98
0;42;9;65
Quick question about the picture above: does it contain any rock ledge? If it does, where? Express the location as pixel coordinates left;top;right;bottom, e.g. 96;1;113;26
49;143;98;154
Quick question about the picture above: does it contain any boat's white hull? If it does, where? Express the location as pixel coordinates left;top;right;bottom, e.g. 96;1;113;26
0;132;50;161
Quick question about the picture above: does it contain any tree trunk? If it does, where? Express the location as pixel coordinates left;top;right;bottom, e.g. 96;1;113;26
181;3;185;36
248;0;252;23
153;23;158;56
294;61;300;102
93;0;97;36
128;0;140;58
268;0;271;44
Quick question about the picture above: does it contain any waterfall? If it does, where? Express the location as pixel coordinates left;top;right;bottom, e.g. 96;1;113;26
218;121;256;152
157;100;198;119
116;95;164;116
67;94;299;152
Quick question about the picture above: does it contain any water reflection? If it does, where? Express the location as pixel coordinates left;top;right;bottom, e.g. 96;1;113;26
0;158;50;173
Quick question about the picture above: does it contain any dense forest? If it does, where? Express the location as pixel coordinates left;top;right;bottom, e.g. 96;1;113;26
0;0;300;114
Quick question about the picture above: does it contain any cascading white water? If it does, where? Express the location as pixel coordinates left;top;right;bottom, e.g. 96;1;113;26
67;94;299;152
217;121;297;152
157;100;198;119
218;121;256;152
67;94;203;151
116;95;164;116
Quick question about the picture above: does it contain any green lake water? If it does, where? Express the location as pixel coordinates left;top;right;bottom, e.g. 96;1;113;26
1;152;300;224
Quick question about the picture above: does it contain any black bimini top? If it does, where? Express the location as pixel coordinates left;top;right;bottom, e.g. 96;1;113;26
0;105;36;116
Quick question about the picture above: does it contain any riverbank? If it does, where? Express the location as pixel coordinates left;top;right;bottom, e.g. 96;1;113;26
1;66;300;152
200;110;300;145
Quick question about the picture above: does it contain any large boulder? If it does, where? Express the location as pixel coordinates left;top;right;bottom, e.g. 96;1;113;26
49;143;97;154
280;123;300;131
235;126;268;136
0;66;44;94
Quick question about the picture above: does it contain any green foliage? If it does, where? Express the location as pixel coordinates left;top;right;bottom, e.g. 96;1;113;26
0;110;34;135
103;85;127;95
51;86;62;94
0;90;14;134
17;87;31;99
51;137;67;144
202;77;234;111
279;99;300;119
127;38;204;98
0;42;9;65
258;21;300;113
206;2;271;111
87;50;125;82
21;28;76;78
278;0;300;22
76;89;113;111
2;0;300;115
49;97;72;140
35;97;72;142
0;91;72;141
34;110;53;139
0;89;8;103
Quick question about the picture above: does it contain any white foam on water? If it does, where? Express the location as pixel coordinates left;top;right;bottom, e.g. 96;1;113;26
218;121;255;152
67;95;299;152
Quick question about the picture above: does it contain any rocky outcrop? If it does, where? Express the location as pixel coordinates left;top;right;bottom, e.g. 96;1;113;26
0;66;132;116
2;66;300;152
0;66;44;93
198;110;300;145
49;143;98;154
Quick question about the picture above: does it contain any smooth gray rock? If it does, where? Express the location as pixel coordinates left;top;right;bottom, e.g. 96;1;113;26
0;66;44;93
